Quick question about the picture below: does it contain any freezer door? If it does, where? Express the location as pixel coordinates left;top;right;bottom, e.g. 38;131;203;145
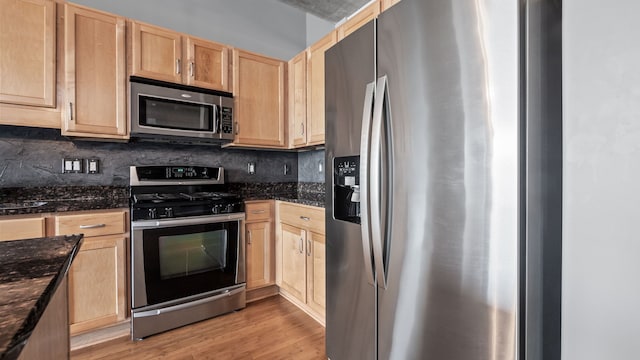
325;21;377;360
376;0;519;359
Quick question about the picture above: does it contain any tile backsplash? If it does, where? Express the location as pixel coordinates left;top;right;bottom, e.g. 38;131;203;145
0;126;317;187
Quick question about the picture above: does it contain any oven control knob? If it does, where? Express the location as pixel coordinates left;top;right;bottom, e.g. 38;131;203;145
212;205;221;214
164;207;173;218
148;208;157;219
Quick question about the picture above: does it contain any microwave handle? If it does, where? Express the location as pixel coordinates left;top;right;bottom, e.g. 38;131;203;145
214;105;220;134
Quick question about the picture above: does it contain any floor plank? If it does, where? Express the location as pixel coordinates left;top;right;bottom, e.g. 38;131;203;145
71;296;326;360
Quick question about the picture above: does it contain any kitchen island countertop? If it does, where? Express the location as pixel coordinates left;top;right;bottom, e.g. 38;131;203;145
0;234;83;360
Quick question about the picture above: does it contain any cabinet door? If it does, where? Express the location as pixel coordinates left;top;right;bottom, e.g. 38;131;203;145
337;1;380;40
280;223;306;303
288;50;307;148
185;37;229;91
246;221;273;289
380;0;401;12
307;30;336;146
68;234;127;335
130;21;182;84
0;0;55;107
62;4;127;139
0;217;45;241
306;231;326;318
233;49;286;147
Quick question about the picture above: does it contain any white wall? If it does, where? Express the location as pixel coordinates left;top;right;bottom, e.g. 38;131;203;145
70;0;310;59
563;0;640;359
306;12;335;46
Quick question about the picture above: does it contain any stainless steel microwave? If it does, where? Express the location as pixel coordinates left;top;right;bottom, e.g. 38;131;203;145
130;77;234;143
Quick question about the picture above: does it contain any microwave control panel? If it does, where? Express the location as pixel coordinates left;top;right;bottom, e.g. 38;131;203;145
220;107;233;134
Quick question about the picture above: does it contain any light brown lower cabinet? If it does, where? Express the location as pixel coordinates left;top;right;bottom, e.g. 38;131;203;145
244;201;275;290
277;201;326;324
54;210;129;335
0;216;46;241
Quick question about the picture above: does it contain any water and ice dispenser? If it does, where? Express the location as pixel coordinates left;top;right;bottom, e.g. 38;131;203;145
333;156;361;224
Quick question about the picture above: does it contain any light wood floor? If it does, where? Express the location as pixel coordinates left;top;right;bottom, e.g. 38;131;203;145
71;296;326;360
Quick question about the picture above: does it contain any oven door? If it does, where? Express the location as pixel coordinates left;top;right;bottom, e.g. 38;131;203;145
131;214;245;309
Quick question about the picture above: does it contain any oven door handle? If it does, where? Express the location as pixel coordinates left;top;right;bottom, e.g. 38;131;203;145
133;286;245;318
131;213;246;229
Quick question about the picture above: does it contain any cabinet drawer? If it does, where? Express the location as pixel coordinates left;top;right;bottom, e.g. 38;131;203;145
278;202;324;234
55;211;126;237
0;217;46;241
245;201;272;222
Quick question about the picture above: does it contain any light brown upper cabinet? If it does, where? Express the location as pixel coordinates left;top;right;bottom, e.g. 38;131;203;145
288;30;336;149
129;21;230;92
232;49;286;148
61;3;128;139
288;50;307;148
0;0;60;128
306;30;337;146
380;0;401;12
338;1;380;40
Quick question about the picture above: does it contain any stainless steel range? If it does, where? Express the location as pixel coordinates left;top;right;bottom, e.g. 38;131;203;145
129;165;245;340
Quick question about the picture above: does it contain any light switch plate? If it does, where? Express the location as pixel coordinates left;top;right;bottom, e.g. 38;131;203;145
62;158;83;173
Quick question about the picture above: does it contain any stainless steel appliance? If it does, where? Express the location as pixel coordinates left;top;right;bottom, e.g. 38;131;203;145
129;165;245;340
325;0;562;359
130;77;234;143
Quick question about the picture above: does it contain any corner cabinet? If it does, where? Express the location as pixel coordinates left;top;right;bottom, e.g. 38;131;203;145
129;21;230;92
61;3;128;139
277;201;326;324
306;30;336;146
232;49;286;148
54;210;128;335
288;30;336;149
0;0;61;128
288;50;307;148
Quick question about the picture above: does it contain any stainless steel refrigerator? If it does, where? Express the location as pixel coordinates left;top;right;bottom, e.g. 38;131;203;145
324;0;563;359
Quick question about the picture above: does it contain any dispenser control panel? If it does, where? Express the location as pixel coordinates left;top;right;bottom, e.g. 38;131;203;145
333;156;360;224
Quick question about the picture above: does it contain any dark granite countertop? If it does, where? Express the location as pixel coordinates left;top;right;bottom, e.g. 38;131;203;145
230;182;325;208
0;186;128;216
0;183;324;217
0;234;83;360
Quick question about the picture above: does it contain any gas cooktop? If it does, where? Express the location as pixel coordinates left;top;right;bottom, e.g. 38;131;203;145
129;166;244;221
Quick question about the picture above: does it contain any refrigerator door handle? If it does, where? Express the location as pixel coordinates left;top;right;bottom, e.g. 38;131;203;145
371;75;390;289
359;81;377;286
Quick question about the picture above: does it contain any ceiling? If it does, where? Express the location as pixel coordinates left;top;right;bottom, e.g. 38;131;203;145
277;0;371;23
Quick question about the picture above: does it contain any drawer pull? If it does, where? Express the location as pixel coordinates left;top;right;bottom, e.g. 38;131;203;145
300;216;310;221
79;223;106;229
251;210;266;214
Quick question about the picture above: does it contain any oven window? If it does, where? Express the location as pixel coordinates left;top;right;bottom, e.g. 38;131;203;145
140;95;214;131
140;221;239;306
158;230;228;280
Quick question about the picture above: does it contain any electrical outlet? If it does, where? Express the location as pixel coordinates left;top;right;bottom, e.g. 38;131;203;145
284;163;290;175
247;162;256;175
87;158;100;174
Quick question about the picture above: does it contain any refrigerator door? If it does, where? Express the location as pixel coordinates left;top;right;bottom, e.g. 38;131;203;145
376;0;519;359
325;21;377;360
